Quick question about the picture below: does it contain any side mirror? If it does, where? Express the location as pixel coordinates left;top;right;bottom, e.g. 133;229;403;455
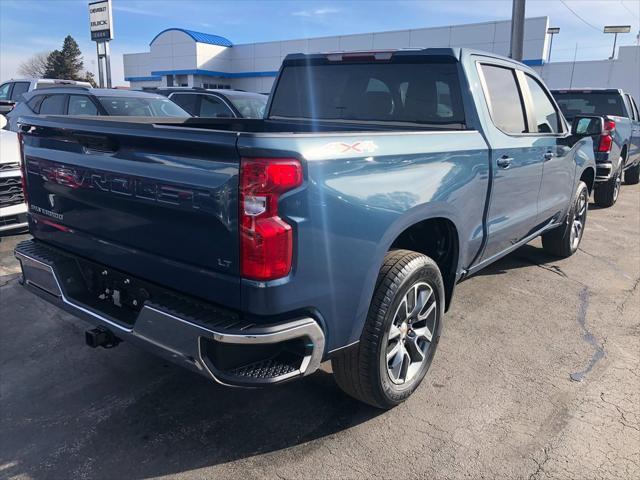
571;115;603;136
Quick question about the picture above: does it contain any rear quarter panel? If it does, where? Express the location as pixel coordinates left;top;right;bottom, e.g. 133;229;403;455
238;130;489;351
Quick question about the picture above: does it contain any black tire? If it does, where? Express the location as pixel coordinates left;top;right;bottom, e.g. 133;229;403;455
593;160;622;207
625;162;640;185
331;249;444;409
542;181;589;258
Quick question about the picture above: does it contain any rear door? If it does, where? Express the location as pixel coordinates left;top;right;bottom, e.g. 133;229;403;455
477;62;545;262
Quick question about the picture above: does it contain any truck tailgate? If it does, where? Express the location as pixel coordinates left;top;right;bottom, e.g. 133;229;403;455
21;118;241;308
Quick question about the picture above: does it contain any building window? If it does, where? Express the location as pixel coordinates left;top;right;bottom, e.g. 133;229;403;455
203;83;231;90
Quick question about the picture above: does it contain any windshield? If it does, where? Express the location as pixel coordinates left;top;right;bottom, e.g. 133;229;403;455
269;61;465;127
226;94;267;118
553;92;626;120
97;96;189;117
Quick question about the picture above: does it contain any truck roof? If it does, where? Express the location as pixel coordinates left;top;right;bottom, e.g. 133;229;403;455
551;88;625;94
282;47;536;72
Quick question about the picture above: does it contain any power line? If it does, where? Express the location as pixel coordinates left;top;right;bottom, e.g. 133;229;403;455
619;1;640;21
559;0;602;33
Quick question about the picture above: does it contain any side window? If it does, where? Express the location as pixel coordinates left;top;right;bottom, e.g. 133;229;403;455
10;82;30;101
631;97;640;122
0;83;13;101
39;94;67;115
170;94;199;116
27;95;45;113
480;64;527;134
525;75;560;133
199;96;233;118
68;95;98;116
625;94;637;121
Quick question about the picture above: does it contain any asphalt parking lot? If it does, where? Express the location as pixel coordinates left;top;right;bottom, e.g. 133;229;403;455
1;185;639;480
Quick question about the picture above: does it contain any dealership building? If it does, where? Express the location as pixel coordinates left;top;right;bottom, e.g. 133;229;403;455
123;17;551;91
123;16;639;99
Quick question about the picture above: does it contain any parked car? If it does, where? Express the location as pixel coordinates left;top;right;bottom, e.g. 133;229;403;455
0;116;27;233
14;48;597;409
0;78;92;115
148;87;267;119
552;88;640;207
6;88;189;131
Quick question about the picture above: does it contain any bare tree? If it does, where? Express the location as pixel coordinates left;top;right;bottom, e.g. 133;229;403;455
18;52;51;78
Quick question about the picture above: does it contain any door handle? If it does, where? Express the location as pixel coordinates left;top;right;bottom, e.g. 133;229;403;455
497;156;513;169
543;151;555;161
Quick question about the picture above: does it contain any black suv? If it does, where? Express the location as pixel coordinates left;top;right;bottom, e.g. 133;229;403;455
147;87;267;119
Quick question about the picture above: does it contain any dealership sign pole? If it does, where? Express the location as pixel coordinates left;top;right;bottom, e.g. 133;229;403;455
89;0;113;88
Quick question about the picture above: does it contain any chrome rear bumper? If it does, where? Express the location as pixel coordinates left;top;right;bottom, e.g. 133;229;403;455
15;240;325;387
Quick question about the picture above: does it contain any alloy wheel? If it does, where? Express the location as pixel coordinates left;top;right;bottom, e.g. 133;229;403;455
386;281;437;385
570;188;588;250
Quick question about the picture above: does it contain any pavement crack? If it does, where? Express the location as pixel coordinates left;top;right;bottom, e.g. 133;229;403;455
569;287;605;382
617;276;640;315
528;447;550;480
600;392;640;432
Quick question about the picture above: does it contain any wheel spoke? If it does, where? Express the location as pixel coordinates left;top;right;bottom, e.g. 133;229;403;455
388;343;405;381
388;324;401;341
386;341;401;362
417;301;436;322
412;324;433;342
406;335;426;362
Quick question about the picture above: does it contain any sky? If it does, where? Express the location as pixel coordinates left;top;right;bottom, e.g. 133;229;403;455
1;0;639;86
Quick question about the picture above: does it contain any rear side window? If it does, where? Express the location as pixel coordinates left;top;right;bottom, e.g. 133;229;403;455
553;92;626;120
480;64;527;134
170;94;199;116
200;96;234;117
525;75;560;133
269;60;466;127
68;95;98;116
27;95;45;113
39;94;67;115
10;82;30;101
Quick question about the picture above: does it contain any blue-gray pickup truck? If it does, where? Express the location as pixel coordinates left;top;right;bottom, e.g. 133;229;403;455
14;49;597;408
552;88;640;207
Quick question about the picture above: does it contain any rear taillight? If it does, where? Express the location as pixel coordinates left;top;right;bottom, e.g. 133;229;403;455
17;131;28;206
239;157;303;281
597;119;616;153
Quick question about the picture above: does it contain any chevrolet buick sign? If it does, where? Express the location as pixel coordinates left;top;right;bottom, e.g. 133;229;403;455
89;0;113;41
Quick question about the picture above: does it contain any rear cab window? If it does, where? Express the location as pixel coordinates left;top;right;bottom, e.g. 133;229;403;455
170;93;199;116
269;56;466;128
553;91;627;121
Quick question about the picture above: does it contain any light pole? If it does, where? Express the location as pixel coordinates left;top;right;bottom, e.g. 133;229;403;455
604;25;631;59
547;27;560;63
509;0;526;61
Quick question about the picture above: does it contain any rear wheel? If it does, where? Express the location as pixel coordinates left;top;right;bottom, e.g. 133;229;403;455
332;250;444;409
625;162;640;185
593;159;622;207
542;181;588;258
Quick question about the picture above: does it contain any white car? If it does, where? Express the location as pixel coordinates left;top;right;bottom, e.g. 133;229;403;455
0;115;27;232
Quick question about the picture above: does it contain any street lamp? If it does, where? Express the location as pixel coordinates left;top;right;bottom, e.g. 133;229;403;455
604;25;631;59
547;27;560;63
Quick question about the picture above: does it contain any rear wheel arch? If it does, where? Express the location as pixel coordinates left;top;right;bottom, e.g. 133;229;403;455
389;217;459;311
580;166;595;194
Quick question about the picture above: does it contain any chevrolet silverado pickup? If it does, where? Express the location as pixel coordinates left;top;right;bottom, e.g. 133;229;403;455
552;88;640;207
14;49;597;408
